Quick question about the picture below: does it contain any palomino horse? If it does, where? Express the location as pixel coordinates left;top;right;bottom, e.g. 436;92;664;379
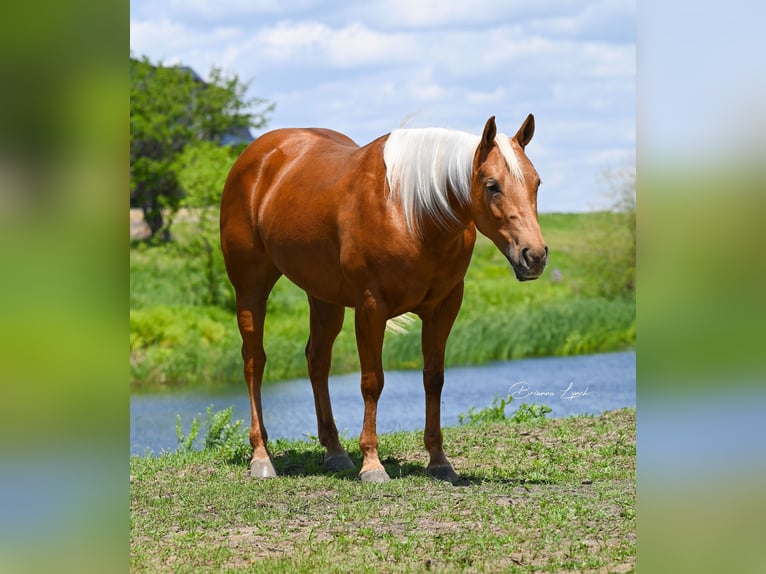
220;115;547;482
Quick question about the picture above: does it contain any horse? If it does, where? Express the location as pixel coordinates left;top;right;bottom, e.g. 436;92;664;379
220;115;547;483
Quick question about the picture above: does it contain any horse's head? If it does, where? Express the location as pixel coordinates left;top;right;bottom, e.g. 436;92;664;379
471;115;547;281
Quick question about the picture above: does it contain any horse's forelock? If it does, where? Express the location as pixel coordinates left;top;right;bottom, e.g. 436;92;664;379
494;134;525;182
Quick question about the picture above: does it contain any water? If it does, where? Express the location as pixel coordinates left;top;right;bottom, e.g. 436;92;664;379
130;351;635;456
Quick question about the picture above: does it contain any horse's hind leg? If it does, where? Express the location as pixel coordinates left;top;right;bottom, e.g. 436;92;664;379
306;296;355;472
230;261;282;478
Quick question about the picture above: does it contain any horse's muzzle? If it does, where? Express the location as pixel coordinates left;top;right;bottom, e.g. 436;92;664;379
509;245;548;281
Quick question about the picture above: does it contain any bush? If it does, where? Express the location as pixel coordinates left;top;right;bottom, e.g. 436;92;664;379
446;297;636;365
130;305;242;386
175;406;250;463
459;395;551;426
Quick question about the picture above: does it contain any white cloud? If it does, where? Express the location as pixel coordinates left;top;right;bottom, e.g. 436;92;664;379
130;19;191;56
247;21;418;68
355;0;580;30
361;0;496;28
130;18;251;78
250;21;327;59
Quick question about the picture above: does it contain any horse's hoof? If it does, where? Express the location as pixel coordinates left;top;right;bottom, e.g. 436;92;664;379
250;458;277;478
427;464;459;483
359;468;391;483
324;453;355;472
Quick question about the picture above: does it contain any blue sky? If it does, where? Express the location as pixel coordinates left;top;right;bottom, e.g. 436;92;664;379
130;1;636;212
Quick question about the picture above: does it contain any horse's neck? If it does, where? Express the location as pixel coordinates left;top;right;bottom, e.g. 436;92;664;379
416;192;474;243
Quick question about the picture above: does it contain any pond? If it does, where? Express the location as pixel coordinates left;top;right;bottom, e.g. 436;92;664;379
130;350;635;456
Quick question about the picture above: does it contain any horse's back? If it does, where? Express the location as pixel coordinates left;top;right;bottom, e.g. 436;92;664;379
233;127;359;177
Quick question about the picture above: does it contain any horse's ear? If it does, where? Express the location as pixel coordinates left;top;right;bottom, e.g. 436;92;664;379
477;116;497;164
513;113;535;149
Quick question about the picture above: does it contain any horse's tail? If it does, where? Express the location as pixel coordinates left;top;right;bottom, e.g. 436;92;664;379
385;313;416;335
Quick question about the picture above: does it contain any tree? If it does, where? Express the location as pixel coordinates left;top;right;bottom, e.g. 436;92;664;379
172;141;240;308
130;55;273;240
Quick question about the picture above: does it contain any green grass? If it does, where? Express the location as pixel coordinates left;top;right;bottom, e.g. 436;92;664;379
130;212;635;387
130;408;636;572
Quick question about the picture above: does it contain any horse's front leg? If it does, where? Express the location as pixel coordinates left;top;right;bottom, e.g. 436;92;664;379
354;291;390;483
420;282;464;483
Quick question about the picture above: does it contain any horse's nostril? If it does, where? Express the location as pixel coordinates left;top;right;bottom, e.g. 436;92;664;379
521;246;546;269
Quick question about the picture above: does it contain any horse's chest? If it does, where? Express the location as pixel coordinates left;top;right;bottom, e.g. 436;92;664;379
380;249;472;312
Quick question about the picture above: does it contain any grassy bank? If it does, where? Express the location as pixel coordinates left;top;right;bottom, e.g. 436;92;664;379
130;408;636;572
130;212;635;387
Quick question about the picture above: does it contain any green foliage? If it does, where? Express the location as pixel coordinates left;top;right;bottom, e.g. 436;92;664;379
509;402;553;423
130;54;273;239
203;407;246;449
131;242;229;309
175;406;249;463
459;395;551;426
458;394;512;425
169;141;240;308
130;305;242;386
173;141;238;208
175;413;201;452
446;296;636;365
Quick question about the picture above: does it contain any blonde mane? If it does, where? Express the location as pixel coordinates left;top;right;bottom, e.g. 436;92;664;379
383;127;523;233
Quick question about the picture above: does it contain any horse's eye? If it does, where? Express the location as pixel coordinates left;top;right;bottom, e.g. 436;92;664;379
485;180;501;195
